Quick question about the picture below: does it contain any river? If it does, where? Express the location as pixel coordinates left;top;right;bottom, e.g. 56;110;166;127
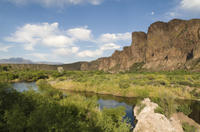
12;82;200;127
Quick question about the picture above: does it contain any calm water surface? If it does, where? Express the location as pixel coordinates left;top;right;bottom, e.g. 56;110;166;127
12;82;137;127
12;82;200;126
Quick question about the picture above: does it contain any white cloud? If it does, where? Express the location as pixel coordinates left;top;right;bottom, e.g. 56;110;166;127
5;22;131;60
5;22;82;50
100;43;120;50
166;0;200;19
6;0;103;7
151;11;155;15
180;0;200;11
98;32;131;43
53;47;79;56
78;43;120;58
42;35;74;47
67;26;93;41
78;49;102;57
5;22;69;50
0;43;13;52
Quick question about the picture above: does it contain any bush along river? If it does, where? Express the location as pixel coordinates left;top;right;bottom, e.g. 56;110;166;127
12;82;200;127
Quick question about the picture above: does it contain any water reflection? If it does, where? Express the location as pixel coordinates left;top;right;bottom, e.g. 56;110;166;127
13;82;38;92
12;82;200;125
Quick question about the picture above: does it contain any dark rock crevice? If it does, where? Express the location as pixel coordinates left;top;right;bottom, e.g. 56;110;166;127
186;49;194;61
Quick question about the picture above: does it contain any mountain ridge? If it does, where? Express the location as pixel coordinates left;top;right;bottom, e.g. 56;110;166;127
80;19;200;72
0;57;63;65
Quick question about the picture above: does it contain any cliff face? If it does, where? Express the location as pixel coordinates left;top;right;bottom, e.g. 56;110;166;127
81;19;200;72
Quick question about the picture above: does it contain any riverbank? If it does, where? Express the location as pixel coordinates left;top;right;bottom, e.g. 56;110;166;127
1;68;200;100
46;71;200;100
49;78;200;101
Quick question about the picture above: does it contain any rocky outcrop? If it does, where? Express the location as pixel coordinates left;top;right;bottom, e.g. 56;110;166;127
133;98;183;132
81;19;200;72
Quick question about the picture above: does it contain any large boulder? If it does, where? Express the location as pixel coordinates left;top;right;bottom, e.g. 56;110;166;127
133;98;183;132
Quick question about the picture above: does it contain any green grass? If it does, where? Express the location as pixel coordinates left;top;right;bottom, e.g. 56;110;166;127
182;122;197;132
49;70;200;100
177;104;192;116
136;100;146;115
0;82;131;132
1;67;200;100
154;106;165;115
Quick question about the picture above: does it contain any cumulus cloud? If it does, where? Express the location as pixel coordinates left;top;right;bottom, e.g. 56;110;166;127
67;26;93;41
53;47;79;56
42;35;74;48
167;0;200;18
5;22;131;59
98;32;131;43
100;43;120;50
5;23;89;50
6;0;103;7
78;43;120;57
180;0;200;12
5;22;69;50
77;49;102;58
0;43;13;52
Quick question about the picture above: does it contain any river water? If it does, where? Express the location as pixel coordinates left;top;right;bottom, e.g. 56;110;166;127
12;82;200;127
12;82;137;127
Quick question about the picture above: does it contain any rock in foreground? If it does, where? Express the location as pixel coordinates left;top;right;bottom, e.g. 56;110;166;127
133;98;183;132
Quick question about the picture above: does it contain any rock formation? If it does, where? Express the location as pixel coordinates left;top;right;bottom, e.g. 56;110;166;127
81;19;200;72
133;98;184;132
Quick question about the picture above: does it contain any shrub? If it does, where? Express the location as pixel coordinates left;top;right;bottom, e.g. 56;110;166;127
119;80;130;89
136;100;146;115
178;80;193;87
154;106;165;115
130;62;145;72
190;88;200;98
153;93;177;118
177;104;192;116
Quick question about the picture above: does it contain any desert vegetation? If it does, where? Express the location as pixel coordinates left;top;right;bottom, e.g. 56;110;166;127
0;81;131;132
1;65;200;131
1;65;200;100
48;70;200;100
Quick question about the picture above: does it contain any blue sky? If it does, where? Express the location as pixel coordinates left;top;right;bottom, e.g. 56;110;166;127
0;0;200;63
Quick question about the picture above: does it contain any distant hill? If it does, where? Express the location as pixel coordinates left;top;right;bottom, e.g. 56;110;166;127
0;58;33;64
0;57;62;65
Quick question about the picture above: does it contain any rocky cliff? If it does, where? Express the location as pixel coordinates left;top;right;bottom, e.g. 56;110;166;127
81;19;200;72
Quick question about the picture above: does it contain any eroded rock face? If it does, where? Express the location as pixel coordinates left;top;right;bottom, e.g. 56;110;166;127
133;98;183;132
144;19;200;71
81;19;200;72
